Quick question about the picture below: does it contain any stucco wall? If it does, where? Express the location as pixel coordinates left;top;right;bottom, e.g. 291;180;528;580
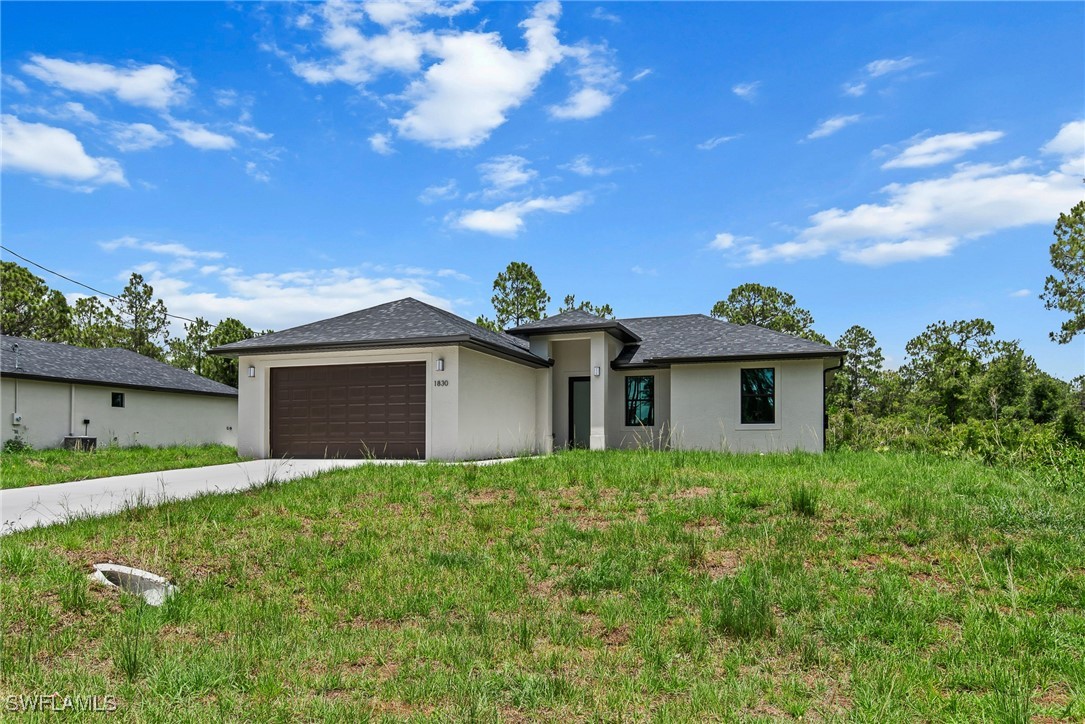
457;348;537;459
1;377;237;449
669;359;825;453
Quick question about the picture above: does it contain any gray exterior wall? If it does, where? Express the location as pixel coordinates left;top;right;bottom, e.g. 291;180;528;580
669;358;826;453
1;377;237;449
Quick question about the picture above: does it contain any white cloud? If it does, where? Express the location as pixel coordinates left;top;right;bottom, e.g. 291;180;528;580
697;134;740;150
560;154;616;176
631;265;657;276
631;68;652;82
419;179;459;203
99;236;225;259
737;125;1083;266
478;155;536;194
112;122;171;152
452;192;587;236
1041;119;1084;173
883;130;1005;169
286;1;617;148
369;132;394;155
145;265;452;337
0;114;126;189
2;75;29;94
806;114;863;140
549;41;622;121
842;81;866;97
391;1;565;147
1010;288;1031;298
22;55;189;109
168;119;236;150
591;6;620;23
732;81;760;101
865;56;918;78
245;162;271;183
708;232;741;250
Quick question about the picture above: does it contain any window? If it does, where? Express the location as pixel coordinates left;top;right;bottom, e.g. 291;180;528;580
740;368;775;424
625;375;655;427
111;392;125;408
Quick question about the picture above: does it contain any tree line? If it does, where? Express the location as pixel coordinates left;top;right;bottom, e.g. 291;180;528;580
472;202;1085;465
0;262;261;387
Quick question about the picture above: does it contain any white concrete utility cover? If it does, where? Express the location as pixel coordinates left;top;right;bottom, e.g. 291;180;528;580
89;563;176;606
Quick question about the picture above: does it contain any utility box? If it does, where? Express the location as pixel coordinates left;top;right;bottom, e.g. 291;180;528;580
11;413;22;426
63;436;97;452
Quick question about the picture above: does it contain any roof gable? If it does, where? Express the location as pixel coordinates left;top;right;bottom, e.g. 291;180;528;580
507;309;640;343
612;314;843;366
210;297;548;367
0;336;238;397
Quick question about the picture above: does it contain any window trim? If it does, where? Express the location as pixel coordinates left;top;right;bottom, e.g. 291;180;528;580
739;367;776;427
111;392;125;409
624;374;655;427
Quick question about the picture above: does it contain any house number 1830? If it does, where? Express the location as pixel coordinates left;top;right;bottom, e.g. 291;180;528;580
434;380;449;387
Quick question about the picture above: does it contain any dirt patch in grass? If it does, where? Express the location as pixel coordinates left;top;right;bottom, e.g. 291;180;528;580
467;489;516;505
670;486;715;500
702;549;742;579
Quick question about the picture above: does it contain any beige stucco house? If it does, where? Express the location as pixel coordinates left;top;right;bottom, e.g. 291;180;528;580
212;298;843;460
1;335;238;450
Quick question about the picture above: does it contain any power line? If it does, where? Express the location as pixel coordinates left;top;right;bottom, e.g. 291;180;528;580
1;244;208;327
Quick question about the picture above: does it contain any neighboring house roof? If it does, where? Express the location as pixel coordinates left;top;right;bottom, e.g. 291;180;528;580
209;297;551;368
613;314;844;367
507;309;641;343
0;335;238;397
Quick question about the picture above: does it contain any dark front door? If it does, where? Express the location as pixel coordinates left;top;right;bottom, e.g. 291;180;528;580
568;376;591;449
270;362;426;459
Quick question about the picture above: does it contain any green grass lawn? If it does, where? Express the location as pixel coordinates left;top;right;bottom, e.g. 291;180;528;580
1;450;1082;721
0;444;246;489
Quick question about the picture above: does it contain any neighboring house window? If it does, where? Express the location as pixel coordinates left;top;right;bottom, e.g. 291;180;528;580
111;392;125;408
740;368;775;424
625;376;655;426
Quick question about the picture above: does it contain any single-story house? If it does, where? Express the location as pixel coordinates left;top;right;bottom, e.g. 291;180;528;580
211;298;843;460
1;335;238;449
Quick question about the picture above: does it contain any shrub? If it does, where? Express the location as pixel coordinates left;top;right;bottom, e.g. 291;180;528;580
2;437;32;453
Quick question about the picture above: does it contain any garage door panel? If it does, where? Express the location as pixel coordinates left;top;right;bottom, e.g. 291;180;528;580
270;362;426;459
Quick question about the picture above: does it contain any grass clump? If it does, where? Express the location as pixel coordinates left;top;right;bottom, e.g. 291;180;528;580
789;480;821;517
702;564;776;639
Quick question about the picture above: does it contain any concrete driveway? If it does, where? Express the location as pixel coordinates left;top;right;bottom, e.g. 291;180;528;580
1;458;385;535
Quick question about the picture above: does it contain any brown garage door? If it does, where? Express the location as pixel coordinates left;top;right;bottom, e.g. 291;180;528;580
270;362;426;459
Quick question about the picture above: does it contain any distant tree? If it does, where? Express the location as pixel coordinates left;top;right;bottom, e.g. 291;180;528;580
205;318;256;387
969;340;1035;420
832;325;884;410
904;319;995;424
558;294;614;318
1042;200;1085;344
710;283;827;343
168;316;214;377
490;261;550;328
67;296;125;348
474;315;500;333
111;273;169;359
0;262;71;341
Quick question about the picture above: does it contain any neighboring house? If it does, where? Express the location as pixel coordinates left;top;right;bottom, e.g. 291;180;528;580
211;298;843;460
1;335;238;449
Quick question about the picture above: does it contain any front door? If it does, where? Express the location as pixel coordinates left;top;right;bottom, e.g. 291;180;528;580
569;376;591;449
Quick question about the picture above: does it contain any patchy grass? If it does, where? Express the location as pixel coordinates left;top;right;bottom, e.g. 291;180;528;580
0;445;245;489
1;450;1083;721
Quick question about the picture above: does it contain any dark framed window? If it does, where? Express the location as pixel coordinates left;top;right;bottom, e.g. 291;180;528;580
740;368;775;424
111;392;125;408
625;375;655;427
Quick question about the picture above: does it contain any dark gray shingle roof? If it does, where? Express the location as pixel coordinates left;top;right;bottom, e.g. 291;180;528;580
507;309;640;343
209;298;548;367
612;314;843;367
0;335;238;397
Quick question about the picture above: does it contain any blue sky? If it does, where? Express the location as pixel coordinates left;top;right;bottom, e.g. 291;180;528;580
2;1;1082;379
